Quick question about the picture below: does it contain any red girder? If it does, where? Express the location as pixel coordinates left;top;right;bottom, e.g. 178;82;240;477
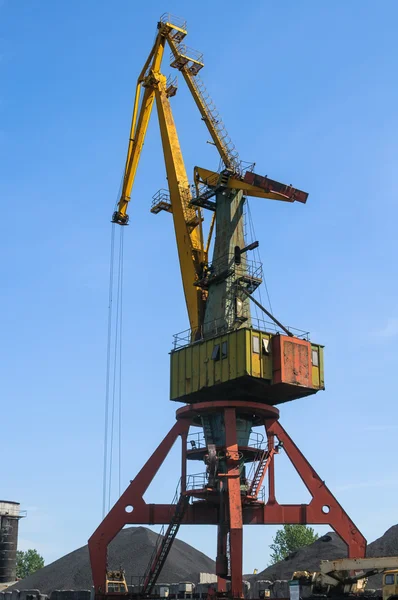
88;401;366;597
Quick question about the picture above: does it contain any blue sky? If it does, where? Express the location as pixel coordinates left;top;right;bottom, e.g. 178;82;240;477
1;0;398;574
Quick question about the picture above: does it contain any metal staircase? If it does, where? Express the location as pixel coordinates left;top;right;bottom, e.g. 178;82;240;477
141;492;190;594
166;28;239;172
190;169;233;211
247;450;269;498
247;446;276;499
188;74;240;172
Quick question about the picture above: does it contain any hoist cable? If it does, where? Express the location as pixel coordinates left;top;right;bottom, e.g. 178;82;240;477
102;224;116;518
118;229;124;497
102;174;125;517
108;228;124;512
246;200;274;317
245;200;260;324
243;199;260;323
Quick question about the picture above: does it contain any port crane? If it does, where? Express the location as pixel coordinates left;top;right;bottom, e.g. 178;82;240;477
89;14;366;600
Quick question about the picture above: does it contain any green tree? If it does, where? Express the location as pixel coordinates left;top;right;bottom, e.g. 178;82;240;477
16;549;44;579
269;525;318;564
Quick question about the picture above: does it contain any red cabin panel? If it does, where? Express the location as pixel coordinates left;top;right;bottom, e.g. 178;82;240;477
272;335;312;388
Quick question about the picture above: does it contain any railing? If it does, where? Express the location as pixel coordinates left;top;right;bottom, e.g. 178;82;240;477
173;316;310;350
0;508;27;518
141;478;189;592
186;473;267;502
186;472;207;491
254;485;266;503
159;13;187;31
248;432;266;449
187;431;266;451
170;45;204;65
238;160;256;176
166;74;178;95
151;189;171;209
193;252;263;288
151;186;200;227
188;74;240;172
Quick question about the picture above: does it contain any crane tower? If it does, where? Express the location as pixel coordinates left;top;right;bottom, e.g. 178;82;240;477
89;14;366;600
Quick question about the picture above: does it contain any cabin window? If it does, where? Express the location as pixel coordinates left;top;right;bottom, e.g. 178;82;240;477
252;335;260;354
235;297;243;318
212;344;220;361
385;575;395;585
262;338;270;354
221;341;228;359
312;348;319;367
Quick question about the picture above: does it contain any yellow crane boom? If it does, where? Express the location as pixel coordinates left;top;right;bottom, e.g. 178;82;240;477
111;13;308;332
112;17;207;331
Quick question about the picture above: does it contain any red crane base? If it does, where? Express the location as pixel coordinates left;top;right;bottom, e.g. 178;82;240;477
89;400;366;599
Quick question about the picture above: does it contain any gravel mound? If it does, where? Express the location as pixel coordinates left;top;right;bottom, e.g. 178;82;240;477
368;525;398;557
9;527;215;593
247;525;398;590
366;525;398;589
247;532;347;581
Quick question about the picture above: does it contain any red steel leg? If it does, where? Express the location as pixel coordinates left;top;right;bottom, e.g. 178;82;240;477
266;428;276;505
224;408;243;599
265;419;366;557
89;418;191;593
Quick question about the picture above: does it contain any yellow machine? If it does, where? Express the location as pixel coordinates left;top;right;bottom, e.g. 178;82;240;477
383;570;398;600
105;570;128;594
292;558;398;600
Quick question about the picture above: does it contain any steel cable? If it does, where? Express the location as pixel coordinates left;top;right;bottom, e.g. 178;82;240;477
102;224;116;518
246;199;274;317
118;229;124;497
108;228;124;512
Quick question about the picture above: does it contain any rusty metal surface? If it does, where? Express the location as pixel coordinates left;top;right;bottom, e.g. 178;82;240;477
89;401;366;600
243;171;308;203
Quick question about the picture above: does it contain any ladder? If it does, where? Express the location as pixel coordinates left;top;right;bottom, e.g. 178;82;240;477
188;74;240;172
141;493;190;594
247;448;275;499
166;31;239;172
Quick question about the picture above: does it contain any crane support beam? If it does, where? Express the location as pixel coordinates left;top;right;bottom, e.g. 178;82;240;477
112;26;207;329
154;72;206;330
113;37;168;225
194;166;307;203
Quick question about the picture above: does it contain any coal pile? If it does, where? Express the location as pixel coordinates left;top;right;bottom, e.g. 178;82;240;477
247;525;398;589
366;525;398;588
10;527;215;594
368;525;398;557
246;532;347;582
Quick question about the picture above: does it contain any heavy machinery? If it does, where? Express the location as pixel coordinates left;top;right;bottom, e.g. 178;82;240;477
290;558;398;600
88;13;366;600
106;570;128;594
